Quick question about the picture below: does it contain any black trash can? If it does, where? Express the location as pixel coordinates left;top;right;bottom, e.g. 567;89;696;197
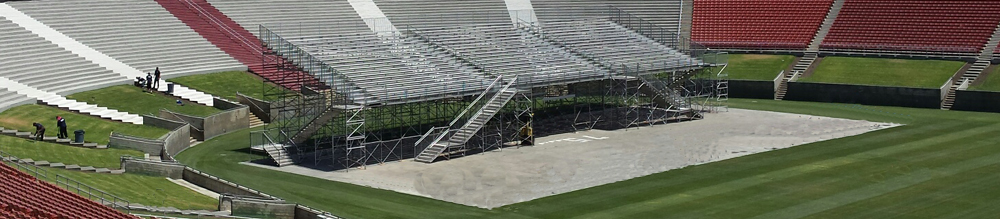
74;130;85;143
166;83;174;95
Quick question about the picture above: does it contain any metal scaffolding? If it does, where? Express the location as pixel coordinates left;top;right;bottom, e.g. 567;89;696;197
249;6;727;171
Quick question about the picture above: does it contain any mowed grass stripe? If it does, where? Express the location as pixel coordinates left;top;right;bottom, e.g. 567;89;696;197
511;122;960;218
576;122;1000;219
660;130;1000;218
752;135;1000;219
818;162;1000;218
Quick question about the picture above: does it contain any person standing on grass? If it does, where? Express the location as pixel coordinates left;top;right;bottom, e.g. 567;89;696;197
56;116;67;139
32;122;45;141
153;67;161;90
146;72;154;92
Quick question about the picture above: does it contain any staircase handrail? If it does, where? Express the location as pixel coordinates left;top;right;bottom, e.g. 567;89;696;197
414;126;448;149
940;77;955;101
446;76;504;128
458;76;518;132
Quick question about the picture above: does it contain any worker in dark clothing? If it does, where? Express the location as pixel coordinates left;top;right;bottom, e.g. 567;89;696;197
56;116;67;139
153;67;161;90
32;122;45;141
145;72;153;92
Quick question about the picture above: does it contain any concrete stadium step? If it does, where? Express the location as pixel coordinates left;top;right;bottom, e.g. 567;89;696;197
808;0;846;51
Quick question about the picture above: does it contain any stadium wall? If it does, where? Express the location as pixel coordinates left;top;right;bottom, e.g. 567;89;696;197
183;167;271;199
220;195;296;219
952;90;1000;113
121;157;185;179
160;98;249;141
237;93;275;123
784;82;941;109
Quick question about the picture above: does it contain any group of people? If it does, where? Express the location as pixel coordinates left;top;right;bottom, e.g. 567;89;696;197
134;67;161;92
32;116;68;141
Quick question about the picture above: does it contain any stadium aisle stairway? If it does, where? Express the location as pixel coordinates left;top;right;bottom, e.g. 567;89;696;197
155;0;320;91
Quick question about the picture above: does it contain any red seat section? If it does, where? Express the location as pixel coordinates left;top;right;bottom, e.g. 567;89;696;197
822;0;1000;54
0;162;139;219
155;0;321;91
692;0;833;49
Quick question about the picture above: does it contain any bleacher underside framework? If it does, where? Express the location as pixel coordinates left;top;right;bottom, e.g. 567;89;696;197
251;6;729;170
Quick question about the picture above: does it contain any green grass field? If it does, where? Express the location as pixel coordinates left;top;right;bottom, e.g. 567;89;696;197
801;57;964;88
0;105;170;144
704;54;795;81
168;71;281;102
0;135;143;169
34;167;218;210
969;66;1000;92
176;99;1000;218
67;85;221;117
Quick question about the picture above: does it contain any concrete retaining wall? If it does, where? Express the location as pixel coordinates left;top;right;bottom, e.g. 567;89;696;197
143;115;186;130
121;158;184;179
182;167;271;199
163;124;192;158
220;196;296;219
784;82;941;109
952;90;1000;113
237;93;275;123
108;133;164;156
160;98;249;141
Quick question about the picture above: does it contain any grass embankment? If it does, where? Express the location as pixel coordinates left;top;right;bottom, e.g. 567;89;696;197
0;135;142;169
168;71;281;101
801;57;964;88
970;66;1000;92
67;85;221;117
0;104;170;144
34;167;218;210
703;54;795;80
178;98;1000;218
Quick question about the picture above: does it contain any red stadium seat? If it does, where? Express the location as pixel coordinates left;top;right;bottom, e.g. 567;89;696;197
0;162;139;219
692;0;834;49
821;0;1000;53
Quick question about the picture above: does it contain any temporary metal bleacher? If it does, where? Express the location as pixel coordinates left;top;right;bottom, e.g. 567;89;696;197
9;0;245;78
531;0;685;35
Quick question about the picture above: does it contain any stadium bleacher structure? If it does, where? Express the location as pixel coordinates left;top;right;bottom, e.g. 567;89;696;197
691;0;833;49
531;0;685;36
0;18;130;95
0;162;138;219
8;0;245;78
207;0;372;37
156;0;321;90
374;0;512;29
821;0;1000;54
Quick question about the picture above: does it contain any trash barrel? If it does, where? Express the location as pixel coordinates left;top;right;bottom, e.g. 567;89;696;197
166;83;175;94
74;130;85;143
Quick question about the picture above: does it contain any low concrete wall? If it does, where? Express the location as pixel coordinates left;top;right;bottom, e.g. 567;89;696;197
182;167;273;199
163;124;192;159
160;98;249;141
237;93;275;123
220;196;296;219
784;82;941;109
121;157;184;179
143;115;186;130
108;133;164;156
952;90;1000;113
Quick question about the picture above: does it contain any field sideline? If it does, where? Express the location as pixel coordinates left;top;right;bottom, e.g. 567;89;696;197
176;99;1000;218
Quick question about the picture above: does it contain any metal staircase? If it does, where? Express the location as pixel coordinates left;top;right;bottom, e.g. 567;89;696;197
263;143;294;166
637;74;690;110
415;77;518;163
776;52;817;100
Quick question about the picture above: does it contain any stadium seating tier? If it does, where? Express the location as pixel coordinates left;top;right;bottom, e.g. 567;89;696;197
692;0;833;49
822;0;1000;53
0;162;138;219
